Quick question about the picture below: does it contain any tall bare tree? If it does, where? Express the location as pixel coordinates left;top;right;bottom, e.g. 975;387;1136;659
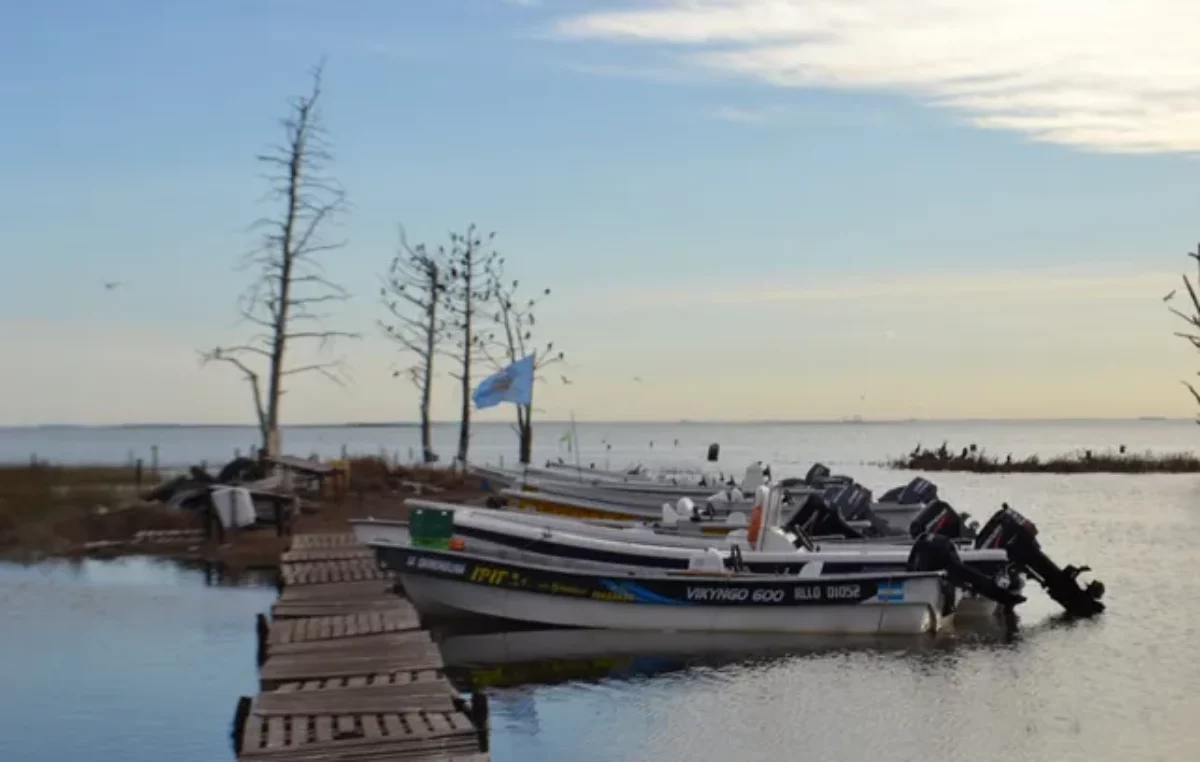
442;224;499;466
380;227;447;463
486;269;566;464
1168;243;1200;420
201;63;357;454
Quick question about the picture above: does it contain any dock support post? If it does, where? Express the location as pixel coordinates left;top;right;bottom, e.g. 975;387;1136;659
255;613;269;665
470;690;490;752
231;695;252;755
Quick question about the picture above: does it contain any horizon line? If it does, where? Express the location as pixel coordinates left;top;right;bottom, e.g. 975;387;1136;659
0;415;1188;430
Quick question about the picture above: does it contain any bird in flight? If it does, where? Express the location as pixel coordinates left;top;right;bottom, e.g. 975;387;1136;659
560;375;573;385
1163;289;1177;302
632;376;643;383
103;281;124;291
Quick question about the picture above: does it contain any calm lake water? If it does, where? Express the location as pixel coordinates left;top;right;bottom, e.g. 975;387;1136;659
2;421;1199;761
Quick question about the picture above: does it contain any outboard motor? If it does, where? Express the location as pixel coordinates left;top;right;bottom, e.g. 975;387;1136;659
882;476;939;505
832;483;874;522
908;500;965;540
785;494;866;540
975;504;1106;618
907;533;1026;608
776;476;808;491
804;463;831;485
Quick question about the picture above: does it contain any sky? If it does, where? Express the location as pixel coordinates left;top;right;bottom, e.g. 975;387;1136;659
1;0;1199;425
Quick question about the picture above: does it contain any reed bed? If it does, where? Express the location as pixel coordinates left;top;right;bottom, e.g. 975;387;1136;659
889;443;1200;474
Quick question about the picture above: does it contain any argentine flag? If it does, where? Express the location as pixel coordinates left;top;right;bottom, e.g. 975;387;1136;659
472;353;536;409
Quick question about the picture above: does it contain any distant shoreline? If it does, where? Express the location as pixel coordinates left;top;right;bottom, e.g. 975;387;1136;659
0;416;1190;430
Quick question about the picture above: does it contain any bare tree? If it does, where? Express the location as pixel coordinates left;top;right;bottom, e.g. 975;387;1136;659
380;227;447;463
1168;243;1200;420
201;62;357;455
442;224;500;466
485;266;566;465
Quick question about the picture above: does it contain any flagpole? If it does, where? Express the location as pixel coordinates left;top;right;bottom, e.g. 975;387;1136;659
570;411;583;481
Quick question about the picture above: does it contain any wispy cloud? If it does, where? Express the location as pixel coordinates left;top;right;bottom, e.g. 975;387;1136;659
707;102;890;126
709;105;777;124
552;0;1200;154
612;265;1177;308
562;60;716;86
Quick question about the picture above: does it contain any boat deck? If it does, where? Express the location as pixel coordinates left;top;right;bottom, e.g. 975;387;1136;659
234;532;490;762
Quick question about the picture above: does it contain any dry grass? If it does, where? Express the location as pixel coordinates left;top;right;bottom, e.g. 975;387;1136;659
889;443;1200;474
0;463;196;558
0;456;492;562
343;456;486;493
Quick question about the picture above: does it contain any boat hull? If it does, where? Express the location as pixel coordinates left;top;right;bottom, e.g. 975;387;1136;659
377;545;949;636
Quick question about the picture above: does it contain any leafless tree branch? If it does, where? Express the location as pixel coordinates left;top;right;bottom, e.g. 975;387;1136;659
199;61;359;454
380;224;450;463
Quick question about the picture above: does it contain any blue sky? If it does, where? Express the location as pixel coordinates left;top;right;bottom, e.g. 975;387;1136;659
1;0;1197;424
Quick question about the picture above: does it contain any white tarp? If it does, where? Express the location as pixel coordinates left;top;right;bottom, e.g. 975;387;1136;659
211;486;257;529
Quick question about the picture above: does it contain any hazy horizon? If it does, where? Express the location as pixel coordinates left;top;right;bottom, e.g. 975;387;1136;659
1;415;1189;430
3;2;1198;426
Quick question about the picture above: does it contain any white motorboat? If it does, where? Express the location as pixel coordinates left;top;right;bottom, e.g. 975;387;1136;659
374;542;956;636
481;461;936;530
354;493;1106;621
354;488;1024;621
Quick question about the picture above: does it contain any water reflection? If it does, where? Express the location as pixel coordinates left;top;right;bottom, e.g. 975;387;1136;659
436;621;1022;690
0;557;275;762
0;554;278;589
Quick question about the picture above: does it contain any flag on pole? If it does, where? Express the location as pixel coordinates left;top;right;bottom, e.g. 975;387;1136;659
559;428;573;453
472;354;536;409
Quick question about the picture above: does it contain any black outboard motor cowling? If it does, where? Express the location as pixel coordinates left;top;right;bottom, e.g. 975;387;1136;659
785;495;866;540
975;504;1106;618
906;533;1026;608
804;463;832;485
899;477;939;505
832;483;874;522
909;500;965;540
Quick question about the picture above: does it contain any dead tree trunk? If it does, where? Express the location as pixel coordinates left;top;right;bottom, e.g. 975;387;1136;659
380;227;446;464
444;225;499;468
201;62;357;455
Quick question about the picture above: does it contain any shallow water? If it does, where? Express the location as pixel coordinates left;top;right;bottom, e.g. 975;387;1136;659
439;467;1200;762
0;558;276;762
3;421;1200;761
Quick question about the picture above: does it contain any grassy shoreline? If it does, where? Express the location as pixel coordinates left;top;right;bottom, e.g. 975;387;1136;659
889;443;1200;474
0;457;488;565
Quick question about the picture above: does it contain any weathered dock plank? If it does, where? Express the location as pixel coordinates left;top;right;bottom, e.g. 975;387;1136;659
271;597;408;620
270;631;433;658
289;533;360;550
235;531;489;760
260;642;445;688
269;611;421;646
282;547;375;563
255;673;457;715
281;559;391;586
279;580;397;600
238;709;482;760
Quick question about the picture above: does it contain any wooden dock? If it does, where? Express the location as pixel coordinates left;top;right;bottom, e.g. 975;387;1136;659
234;532;489;762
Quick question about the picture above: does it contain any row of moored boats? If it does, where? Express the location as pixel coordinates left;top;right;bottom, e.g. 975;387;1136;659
351;460;1107;637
